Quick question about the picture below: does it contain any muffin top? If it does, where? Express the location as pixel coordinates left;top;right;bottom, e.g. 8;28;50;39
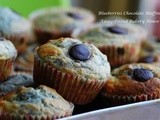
30;7;95;33
0;85;74;117
0;7;32;37
74;22;146;46
0;38;17;60
101;17;147;41
35;38;110;80
0;72;34;96
103;63;160;96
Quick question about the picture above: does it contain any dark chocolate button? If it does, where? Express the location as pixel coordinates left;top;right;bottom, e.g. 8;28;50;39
69;44;91;61
107;26;128;34
139;55;155;63
133;68;154;82
67;12;83;20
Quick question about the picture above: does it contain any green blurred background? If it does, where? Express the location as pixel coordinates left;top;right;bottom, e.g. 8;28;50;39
0;0;71;17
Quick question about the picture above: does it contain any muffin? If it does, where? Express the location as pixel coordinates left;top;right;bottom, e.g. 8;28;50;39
34;37;111;104
0;7;34;54
102;63;160;105
98;17;148;42
14;43;38;73
139;36;160;63
29;7;95;44
0;38;17;82
73;22;146;67
0;85;74;120
0;72;34;96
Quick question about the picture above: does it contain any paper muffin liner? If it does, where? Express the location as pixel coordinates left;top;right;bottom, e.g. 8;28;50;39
0;59;14;82
30;8;74;44
30;7;95;45
0;108;74;120
34;29;71;44
33;56;107;105
98;43;141;67
102;91;160;106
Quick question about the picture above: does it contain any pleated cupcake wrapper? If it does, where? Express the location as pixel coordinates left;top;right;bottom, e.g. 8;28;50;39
34;57;107;105
0;110;73;120
30;9;72;44
34;29;71;44
98;43;140;67
30;8;95;45
102;92;160;105
0;59;14;82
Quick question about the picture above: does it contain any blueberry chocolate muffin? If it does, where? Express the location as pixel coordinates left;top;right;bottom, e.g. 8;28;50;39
102;63;160;105
34;37;111;104
0;85;74;120
14;43;38;73
73;22;146;67
0;38;17;82
29;7;95;44
0;7;34;54
139;36;160;63
0;72;34;96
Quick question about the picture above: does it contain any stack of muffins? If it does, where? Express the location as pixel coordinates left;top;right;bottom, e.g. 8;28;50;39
0;6;159;120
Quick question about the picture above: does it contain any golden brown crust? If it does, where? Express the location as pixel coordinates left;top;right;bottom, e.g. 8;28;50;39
0;85;74;118
103;63;160;96
37;43;61;58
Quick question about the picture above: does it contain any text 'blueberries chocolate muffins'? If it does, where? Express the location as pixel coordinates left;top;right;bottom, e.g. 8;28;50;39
73;22;147;67
0;85;74;120
0;7;34;54
29;7;95;44
0;38;17;82
33;37;111;105
102;63;160;105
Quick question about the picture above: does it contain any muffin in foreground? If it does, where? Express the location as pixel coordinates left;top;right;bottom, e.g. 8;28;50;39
30;7;95;44
33;37;111;104
102;63;160;105
73;22;145;67
0;7;34;54
0;85;74;120
0;38;17;82
0;72;34;96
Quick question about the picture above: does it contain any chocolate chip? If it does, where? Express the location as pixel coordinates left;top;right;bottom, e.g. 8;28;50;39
66;12;83;20
107;26;128;34
133;69;154;82
139;55;155;63
69;44;91;61
117;48;125;55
